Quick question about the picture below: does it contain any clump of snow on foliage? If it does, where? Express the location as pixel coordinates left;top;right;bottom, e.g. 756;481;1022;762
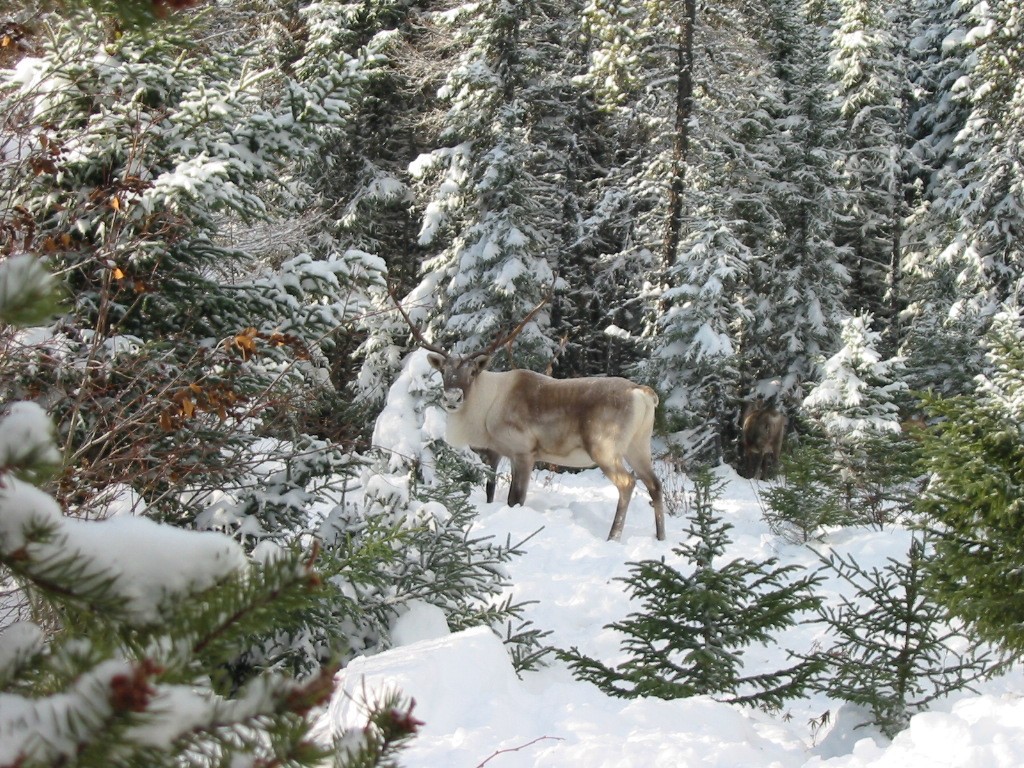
0;658;137;764
0;476;246;626
974;310;1024;420
0;622;44;679
0;254;60;327
0;402;60;472
371;349;448;480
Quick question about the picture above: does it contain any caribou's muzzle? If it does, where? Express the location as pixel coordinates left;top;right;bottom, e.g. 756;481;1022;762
441;388;464;412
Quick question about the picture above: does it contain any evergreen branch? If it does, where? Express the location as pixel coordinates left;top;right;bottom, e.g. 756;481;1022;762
1;515;130;623
163;676;338;768
726;655;828;712
182;552;324;674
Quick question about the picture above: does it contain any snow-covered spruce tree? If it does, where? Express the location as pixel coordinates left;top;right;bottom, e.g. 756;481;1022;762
898;301;990;400
829;0;915;343
905;0;974;212
739;0;849;401
569;0;692;380
359;1;627;395
0;430;419;767
929;0;1024;314
903;0;973;262
320;472;551;674
898;0;1003;399
560;469;824;710
405;0;574;369
274;0;419;266
645;221;748;460
589;0;710;454
813;537;995;738
595;0;847;453
0;257;417;767
13;0;205;27
532;6;651;381
253;0;432;405
917;310;1024;656
802;313;909;525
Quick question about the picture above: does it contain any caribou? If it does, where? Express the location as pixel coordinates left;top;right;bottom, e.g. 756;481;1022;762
393;294;665;541
740;398;787;480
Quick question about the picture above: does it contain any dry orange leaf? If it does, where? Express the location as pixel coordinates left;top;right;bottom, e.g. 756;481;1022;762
234;328;258;355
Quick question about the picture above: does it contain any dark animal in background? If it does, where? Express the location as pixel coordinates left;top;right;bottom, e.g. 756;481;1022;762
740;399;787;480
392;291;665;541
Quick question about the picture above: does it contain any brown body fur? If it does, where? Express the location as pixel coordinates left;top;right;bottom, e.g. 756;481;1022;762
741;401;787;480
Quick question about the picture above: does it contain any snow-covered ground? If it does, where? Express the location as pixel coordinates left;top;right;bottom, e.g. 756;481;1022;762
313;463;1024;768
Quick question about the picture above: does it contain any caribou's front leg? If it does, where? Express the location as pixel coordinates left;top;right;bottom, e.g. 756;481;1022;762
478;449;501;503
507;453;534;507
753;451;765;481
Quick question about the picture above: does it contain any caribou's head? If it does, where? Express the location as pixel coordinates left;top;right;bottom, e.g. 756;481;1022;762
389;285;548;413
427;352;491;412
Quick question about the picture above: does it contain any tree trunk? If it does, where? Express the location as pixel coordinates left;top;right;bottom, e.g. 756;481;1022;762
661;0;697;271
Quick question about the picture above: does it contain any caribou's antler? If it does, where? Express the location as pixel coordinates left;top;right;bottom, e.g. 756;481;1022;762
389;281;551;359
476;296;549;357
387;282;448;357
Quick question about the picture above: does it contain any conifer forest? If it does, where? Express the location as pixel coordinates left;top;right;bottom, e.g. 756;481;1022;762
2;0;1024;765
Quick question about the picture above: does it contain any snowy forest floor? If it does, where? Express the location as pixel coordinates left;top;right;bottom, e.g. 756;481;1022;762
311;463;1024;768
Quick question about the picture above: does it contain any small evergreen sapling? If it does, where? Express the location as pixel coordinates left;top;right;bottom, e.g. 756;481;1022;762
324;449;552;675
560;469;824;710
801;314;908;524
760;436;854;543
813;537;995;738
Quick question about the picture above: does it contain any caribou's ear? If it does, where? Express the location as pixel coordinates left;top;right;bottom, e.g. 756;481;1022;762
427;352;446;371
471;354;492;372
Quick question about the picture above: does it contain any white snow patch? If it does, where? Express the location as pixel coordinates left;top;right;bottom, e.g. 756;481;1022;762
309;455;1024;768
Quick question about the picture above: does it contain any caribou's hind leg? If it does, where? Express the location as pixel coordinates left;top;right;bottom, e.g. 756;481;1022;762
626;442;666;541
634;466;664;541
595;453;637;541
